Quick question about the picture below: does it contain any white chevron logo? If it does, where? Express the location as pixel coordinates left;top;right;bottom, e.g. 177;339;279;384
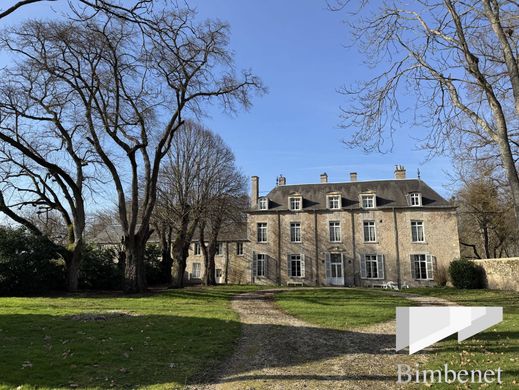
396;307;503;354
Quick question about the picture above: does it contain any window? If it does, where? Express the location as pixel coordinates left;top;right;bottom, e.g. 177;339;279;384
363;221;376;242
256;254;266;277
288;196;302;211
194;242;201;255
411;254;433;280
192;262;201;279
257;223;267;243
216;242;223;256
361;194;376;209
360;254;384;279
329;221;341;242
290;222;301;242
236;242;244;256
258;197;268;210
409;192;422;207
411;221;425;242
288;254;305;278
327;194;341;209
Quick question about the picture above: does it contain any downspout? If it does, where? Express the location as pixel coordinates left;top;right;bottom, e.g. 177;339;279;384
393;207;402;289
350;210;356;287
277;212;281;286
314;210;319;286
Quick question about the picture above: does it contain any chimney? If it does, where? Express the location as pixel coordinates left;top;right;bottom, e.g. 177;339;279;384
277;174;286;186
320;172;328;183
350;172;358;182
251;176;259;207
394;165;406;180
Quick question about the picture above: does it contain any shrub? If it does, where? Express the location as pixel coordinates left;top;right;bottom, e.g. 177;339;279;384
145;244;164;286
0;227;65;295
79;246;122;290
448;259;486;289
434;264;448;287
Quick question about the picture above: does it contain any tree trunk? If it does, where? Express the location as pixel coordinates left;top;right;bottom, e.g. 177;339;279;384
158;224;173;284
497;137;519;229
65;241;82;292
123;235;147;293
170;242;187;288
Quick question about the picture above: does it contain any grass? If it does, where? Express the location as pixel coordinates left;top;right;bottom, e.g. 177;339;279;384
406;287;519;389
274;288;411;330
0;285;261;390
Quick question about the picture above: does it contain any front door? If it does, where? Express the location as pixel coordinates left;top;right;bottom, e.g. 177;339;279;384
328;253;344;285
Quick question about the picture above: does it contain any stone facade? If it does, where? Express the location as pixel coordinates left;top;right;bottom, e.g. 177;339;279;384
184;167;460;287
472;258;519;291
245;168;460;287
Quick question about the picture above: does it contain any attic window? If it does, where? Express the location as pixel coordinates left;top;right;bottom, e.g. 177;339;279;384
361;194;376;209
288;196;302;211
409;192;422;207
258;197;268;210
327;194;341;210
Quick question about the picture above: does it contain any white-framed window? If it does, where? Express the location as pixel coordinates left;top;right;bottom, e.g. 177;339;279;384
236;242;244;256
409;192;422;207
288;254;305;278
215;269;223;278
216;242;223;256
363;221;376;242
329;221;341;242
192;262;201;279
290;222;301;243
411;220;425;242
257;223;267;243
327;194;341;210
360;254;384;279
258;197;268;210
361;194;376;209
256;253;266;277
194;242;201;256
288;196;302;211
411;254;433;280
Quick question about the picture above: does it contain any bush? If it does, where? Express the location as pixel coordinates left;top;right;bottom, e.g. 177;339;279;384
448;259;486;289
0;227;65;295
144;244;164;286
79;246;122;290
434;264;448;287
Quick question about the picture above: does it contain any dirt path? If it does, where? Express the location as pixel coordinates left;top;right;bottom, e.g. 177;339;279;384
192;289;453;390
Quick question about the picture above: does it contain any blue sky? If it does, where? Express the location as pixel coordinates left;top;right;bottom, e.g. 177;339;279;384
2;0;455;198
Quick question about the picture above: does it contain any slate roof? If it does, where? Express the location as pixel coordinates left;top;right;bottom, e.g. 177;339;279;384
252;179;453;212
191;222;248;242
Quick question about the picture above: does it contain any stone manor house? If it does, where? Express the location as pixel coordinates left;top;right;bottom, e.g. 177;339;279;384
185;166;460;287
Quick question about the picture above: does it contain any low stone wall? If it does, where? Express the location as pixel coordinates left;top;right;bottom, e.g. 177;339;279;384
472;258;519;291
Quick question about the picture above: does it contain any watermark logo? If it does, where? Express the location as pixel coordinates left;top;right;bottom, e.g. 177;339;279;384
396;306;503;354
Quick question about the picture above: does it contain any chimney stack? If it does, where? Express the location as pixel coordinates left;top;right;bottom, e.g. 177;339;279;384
320;172;328;183
350;172;358;182
277;174;286;186
251;176;259;207
394;165;406;180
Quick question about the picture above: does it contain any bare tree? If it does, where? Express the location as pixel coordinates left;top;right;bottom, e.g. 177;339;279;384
1;6;263;292
334;0;519;226
0;0;56;20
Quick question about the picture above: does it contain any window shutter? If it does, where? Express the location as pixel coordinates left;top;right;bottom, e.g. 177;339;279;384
287;255;292;278
301;254;306;278
411;255;417;279
264;255;268;277
253;252;258;277
325;252;331;278
426;254;434;280
377;254;385;279
360;254;367;279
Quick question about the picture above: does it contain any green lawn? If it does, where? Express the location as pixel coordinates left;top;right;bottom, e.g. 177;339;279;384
407;288;519;389
0;285;260;390
274;288;411;330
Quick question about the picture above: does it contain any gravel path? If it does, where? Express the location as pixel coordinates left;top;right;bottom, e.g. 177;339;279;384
191;289;453;390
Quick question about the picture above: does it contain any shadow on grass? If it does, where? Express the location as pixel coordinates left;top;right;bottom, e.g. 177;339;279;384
0;310;401;389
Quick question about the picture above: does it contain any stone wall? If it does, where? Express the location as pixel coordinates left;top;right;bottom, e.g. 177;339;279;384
472;258;519;291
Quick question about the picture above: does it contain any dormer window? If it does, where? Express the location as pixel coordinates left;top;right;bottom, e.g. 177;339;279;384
288;196;302;211
258;197;268;210
327;194;341;210
409;192;422;207
361;194;376;209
